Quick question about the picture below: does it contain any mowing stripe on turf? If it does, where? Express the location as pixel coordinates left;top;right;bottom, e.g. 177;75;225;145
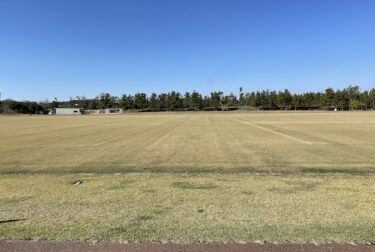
230;117;313;145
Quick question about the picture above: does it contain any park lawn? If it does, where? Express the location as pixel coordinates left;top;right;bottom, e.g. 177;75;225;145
0;174;374;243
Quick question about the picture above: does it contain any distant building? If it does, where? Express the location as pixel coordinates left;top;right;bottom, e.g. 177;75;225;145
84;108;123;115
55;108;82;115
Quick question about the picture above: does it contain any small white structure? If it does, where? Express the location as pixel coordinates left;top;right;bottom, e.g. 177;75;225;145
84;108;123;115
104;108;123;114
56;108;82;115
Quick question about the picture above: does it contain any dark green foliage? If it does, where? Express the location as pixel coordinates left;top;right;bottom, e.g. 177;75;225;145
2;85;375;114
0;99;46;114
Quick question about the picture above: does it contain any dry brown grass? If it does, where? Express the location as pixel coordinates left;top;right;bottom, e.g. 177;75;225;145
1;112;375;242
0;174;374;243
1;111;375;174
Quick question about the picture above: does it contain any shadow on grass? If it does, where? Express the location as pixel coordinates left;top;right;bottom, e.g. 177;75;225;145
0;219;26;224
0;196;33;204
268;181;322;194
106;209;168;238
110;179;136;190
143;189;156;193
241;190;255;195
171;182;218;190
300;167;374;174
3;165;374;175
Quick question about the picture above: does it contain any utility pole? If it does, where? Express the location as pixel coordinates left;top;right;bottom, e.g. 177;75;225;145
239;87;243;109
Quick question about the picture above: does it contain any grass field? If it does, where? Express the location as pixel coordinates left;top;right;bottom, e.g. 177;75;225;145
1;174;375;243
1;111;375;174
1;111;375;243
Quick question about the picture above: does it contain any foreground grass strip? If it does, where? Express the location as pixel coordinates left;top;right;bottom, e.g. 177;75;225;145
0;241;374;252
0;174;374;243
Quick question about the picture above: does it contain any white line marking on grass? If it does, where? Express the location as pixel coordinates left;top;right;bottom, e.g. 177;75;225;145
92;125;154;147
231;117;313;145
310;141;331;145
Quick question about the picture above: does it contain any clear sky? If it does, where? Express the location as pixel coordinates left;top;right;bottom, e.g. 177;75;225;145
1;0;375;101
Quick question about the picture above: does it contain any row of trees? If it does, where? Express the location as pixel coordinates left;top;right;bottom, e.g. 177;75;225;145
1;86;375;114
0;100;50;115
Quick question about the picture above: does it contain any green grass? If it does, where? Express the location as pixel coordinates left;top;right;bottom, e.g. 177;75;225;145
0;174;374;243
1;111;375;174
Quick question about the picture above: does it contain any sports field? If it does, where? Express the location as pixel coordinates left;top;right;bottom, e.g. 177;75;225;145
1;111;375;174
1;112;375;244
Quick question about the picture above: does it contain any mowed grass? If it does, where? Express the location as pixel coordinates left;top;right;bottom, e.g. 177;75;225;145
0;111;375;174
1;112;375;243
1;174;375;243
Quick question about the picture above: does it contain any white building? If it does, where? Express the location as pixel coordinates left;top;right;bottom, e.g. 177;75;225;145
55;108;82;115
84;108;123;114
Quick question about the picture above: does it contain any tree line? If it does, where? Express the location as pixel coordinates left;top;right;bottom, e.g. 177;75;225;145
1;85;375;114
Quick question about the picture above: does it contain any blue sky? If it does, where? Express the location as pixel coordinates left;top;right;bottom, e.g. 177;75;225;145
1;0;375;101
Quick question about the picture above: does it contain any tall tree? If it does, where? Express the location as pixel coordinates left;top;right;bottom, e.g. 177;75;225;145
347;85;360;110
324;88;335;109
369;88;375;109
134;93;148;109
120;94;134;110
239;87;245;106
149;93;159;111
183;92;192;109
191;91;203;110
99;93;112;109
210;92;223;110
